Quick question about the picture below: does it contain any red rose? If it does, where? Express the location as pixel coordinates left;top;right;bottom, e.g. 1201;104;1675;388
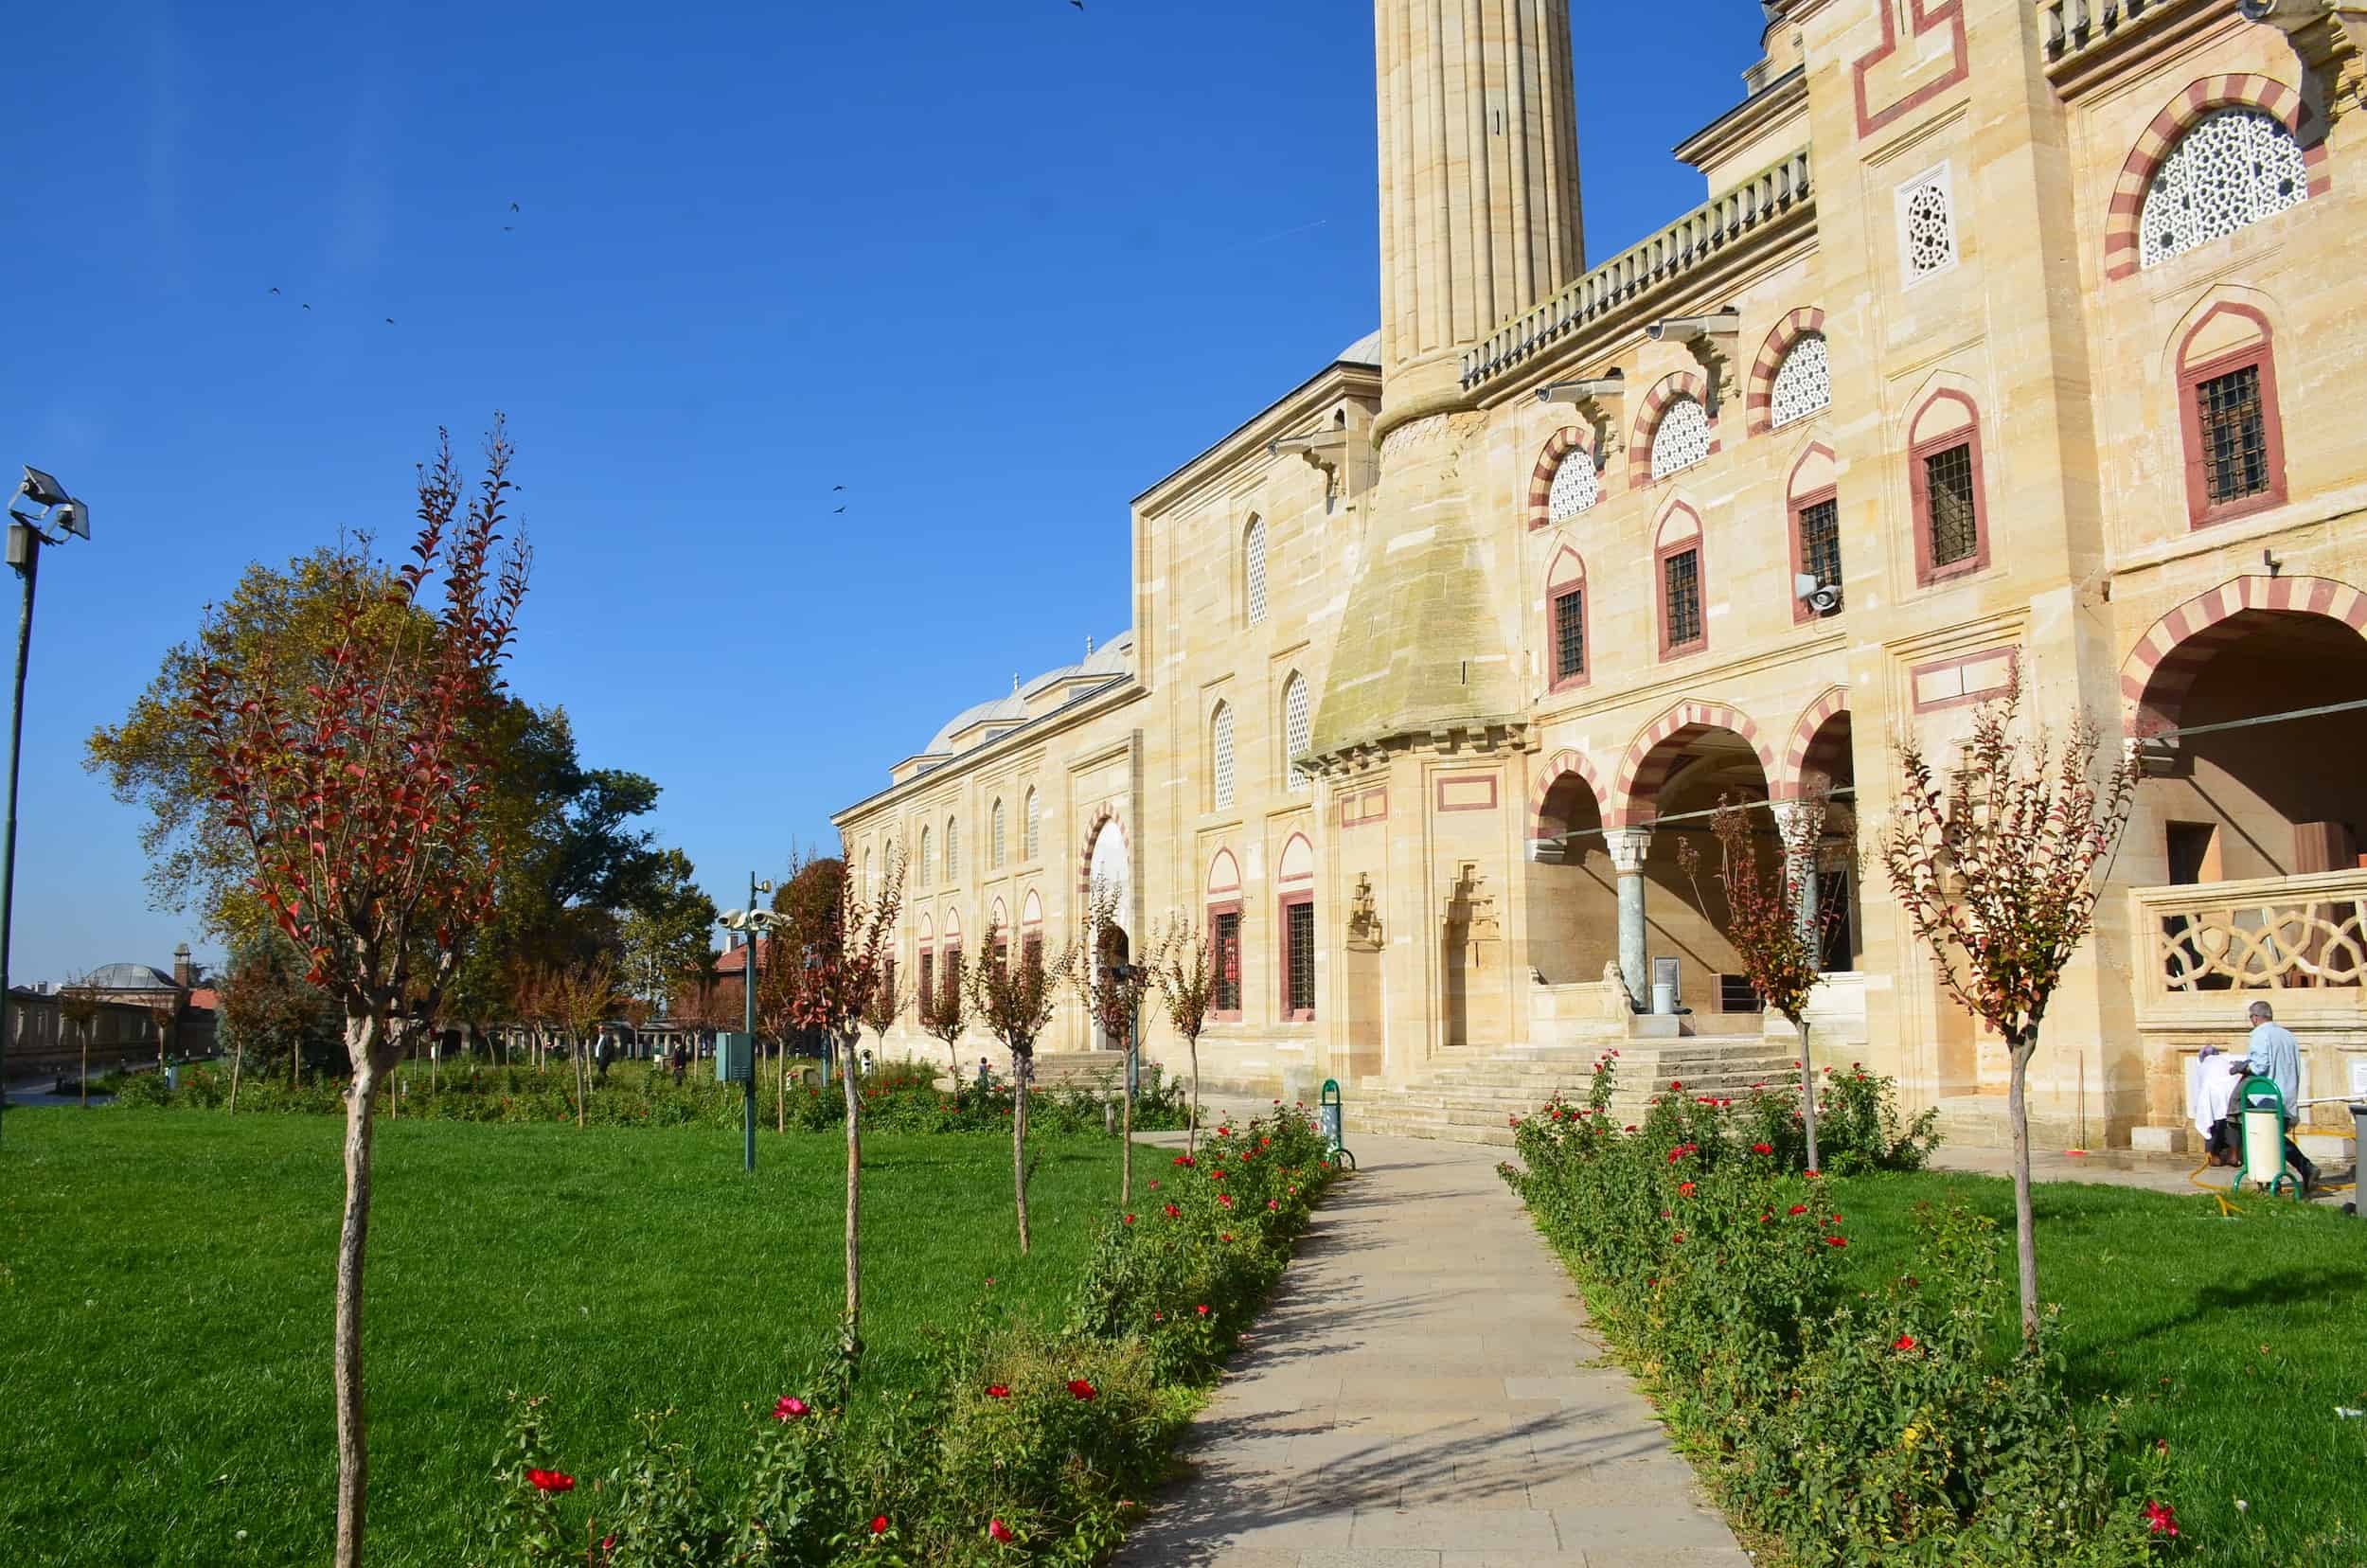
2145;1501;2179;1538
1670;1079;1684;1090
1672;1232;1685;1244
986;1384;1010;1399
1804;1168;1821;1179
1751;1143;1773;1155
1163;1203;1180;1218
1824;1236;1847;1248
1759;1212;1773;1222
1677;1182;1696;1196
526;1468;575;1493
1067;1379;1097;1401
1894;1334;1917;1351
774;1396;810;1421
988;1518;1015;1543
1789;1204;1808;1215
871;1516;890;1536
1124;1214;1135;1225
1196;1304;1209;1315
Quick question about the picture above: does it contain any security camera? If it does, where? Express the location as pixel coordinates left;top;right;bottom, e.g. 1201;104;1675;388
1646;308;1741;344
17;467;69;508
2236;0;2279;19
1794;573;1841;615
1536;371;1625;404
51;499;89;541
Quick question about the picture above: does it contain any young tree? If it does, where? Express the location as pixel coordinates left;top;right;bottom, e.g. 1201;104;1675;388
858;954;909;1066
1679;793;1850;1171
1880;681;2134;1345
619;848;720;1010
1148;914;1219;1157
918;948;970;1079
549;957;618;1128
785;847;904;1350
187;423;527;1567
968;917;1082;1255
1074;882;1152;1205
56;978;103;1109
216;938;339;1113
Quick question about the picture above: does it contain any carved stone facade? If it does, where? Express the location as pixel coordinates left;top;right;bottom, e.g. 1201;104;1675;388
838;0;2367;1148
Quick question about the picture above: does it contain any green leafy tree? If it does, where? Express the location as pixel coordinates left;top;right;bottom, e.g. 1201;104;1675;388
619;849;720;1011
215;935;342;1107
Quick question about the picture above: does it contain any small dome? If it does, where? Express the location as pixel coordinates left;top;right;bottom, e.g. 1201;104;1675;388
86;962;181;992
1337;329;1381;365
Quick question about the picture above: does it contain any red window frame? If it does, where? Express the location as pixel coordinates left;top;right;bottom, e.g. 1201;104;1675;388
1789;483;1842;624
1549;581;1588;692
2178;312;2287;529
1209;900;1244;1022
1906;392;1989;587
1278;892;1315;1023
1656;537;1707;659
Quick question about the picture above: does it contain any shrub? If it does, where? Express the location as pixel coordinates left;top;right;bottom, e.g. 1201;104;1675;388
469;1106;1342;1564
1502;1058;2169;1567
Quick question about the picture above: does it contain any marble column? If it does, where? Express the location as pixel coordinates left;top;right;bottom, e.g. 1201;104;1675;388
1773;802;1821;958
1604;828;1653;1009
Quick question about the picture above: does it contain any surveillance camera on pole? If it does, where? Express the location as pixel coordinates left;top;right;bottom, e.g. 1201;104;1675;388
1535;371;1625;404
1645;308;1741;345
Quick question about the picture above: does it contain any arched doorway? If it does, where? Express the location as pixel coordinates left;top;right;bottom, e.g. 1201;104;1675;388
1528;756;1616;987
1086;820;1131;1050
1614;706;1777;1018
1793;707;1860;973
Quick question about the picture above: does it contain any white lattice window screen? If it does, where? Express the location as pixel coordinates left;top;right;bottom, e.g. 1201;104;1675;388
990;801;1006;867
1547;448;1601;520
1284;675;1312;793
1023;790;1040;861
945;818;959;880
863;849;872;901
919;829;933;885
1769;335;1830;428
1213;704;1237;810
1901;169;1955;281
2140;109;2309;269
1244;520;1269;625
1649;398;1711;481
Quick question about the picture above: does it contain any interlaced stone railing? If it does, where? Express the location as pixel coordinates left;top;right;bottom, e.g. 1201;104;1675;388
2136;868;2367;991
1459;150;1814;392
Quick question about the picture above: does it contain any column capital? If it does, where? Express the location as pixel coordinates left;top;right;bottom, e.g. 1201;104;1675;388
1603;827;1652;875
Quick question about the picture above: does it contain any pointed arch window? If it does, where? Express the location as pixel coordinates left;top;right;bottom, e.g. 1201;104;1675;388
1649;397;1712;481
1212;702;1237;811
918;827;934;886
1282;673;1312;793
945;815;960;881
989;799;1006;868
1243;518;1269;626
1547;445;1600;521
2140;109;2309;270
1546;549;1588;691
1023;788;1041;862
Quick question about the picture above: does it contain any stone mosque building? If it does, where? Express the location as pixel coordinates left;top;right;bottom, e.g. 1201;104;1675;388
837;0;2367;1150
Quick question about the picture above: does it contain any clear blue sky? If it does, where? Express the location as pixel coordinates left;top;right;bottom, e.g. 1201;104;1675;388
2;0;1761;985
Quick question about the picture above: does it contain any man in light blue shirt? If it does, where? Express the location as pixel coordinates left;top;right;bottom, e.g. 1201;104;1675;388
2245;1001;2319;1191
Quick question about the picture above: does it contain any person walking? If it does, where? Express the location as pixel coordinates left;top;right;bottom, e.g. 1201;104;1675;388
2244;1001;2320;1191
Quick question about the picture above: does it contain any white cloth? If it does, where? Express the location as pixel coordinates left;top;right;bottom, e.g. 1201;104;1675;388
2201;1056;2242;1129
2187;1050;2224;1135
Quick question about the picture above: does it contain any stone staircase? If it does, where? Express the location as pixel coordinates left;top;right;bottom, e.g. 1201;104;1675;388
1349;1034;1801;1150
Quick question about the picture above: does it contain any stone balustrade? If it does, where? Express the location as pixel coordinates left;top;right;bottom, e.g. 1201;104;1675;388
2136;866;2367;991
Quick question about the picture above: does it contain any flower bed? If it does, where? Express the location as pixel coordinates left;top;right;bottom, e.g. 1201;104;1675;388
468;1103;1341;1564
1501;1059;2175;1568
109;1057;1195;1133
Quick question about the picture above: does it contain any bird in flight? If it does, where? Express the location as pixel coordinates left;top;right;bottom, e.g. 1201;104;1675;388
1071;0;1083;9
302;303;312;311
268;286;281;295
384;317;396;325
834;505;848;514
509;201;521;212
832;484;845;491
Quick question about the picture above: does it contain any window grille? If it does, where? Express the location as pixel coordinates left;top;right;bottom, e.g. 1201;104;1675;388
1023;790;1040;861
1770;334;1830;428
1663;548;1702;649
1245;519;1269;625
1798;498;1842;610
945;818;959;880
1553;587;1586;682
1022;933;1042;973
1718;973;1765;1013
1547;448;1600;520
1923;443;1979;569
1901;169;1955;280
919;829;933;886
1214;912;1242;1014
990;800;1006;868
1649;397;1711;481
1286;900;1315;1017
918;952;935;1022
1284;675;1311;793
2140;109;2309;269
2198;365;2269;505
1212;704;1237;810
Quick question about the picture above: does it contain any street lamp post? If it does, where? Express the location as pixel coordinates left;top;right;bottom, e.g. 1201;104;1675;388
0;468;89;1151
720;874;775;1173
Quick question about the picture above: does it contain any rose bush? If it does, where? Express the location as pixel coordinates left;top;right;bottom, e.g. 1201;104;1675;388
467;1105;1341;1564
1502;1057;2170;1567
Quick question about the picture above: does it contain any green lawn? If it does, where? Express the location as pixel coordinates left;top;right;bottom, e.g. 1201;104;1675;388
0;1111;1133;1566
1826;1170;2366;1567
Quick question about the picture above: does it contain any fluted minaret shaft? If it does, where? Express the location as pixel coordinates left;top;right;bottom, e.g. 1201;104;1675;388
1376;0;1584;412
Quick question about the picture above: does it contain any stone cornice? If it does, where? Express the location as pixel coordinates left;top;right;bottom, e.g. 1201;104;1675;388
1132;359;1382;516
1673;65;1807;175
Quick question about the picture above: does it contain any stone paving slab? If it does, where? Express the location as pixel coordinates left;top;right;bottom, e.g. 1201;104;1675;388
1116;1133;1749;1568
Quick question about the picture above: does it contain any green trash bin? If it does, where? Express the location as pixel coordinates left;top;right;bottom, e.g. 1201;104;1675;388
1319;1078;1357;1170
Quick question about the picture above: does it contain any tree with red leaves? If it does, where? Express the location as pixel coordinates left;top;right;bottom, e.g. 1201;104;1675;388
1074;881;1151;1205
968;915;1083;1255
1881;680;2133;1345
1148;912;1218;1157
784;845;904;1347
188;423;527;1568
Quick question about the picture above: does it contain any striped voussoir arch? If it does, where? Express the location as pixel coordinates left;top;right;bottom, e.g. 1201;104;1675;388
1527;747;1611;838
1525;427;1593;530
1076;804;1128;899
1772;686;1851;801
2120;575;2367;738
1627;370;1717;491
2104;74;2324;283
1745;308;1825;437
1609;701;1777;828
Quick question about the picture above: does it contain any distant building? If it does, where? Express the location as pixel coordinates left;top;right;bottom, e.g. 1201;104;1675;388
2;944;216;1081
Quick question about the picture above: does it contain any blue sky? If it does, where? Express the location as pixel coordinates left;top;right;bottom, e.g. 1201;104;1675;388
3;0;1762;985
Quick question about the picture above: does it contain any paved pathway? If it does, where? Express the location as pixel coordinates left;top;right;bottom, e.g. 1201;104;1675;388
1117;1132;1749;1568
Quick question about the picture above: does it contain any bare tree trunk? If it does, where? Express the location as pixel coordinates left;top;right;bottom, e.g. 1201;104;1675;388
840;1030;862;1327
1120;1075;1134;1209
333;1015;385;1568
229;1043;243;1116
80;1030;89;1110
1012;1051;1032;1255
1798;1018;1819;1172
1187;1039;1201;1158
2007;1033;2040;1347
576;1038;587;1130
778;1040;788;1135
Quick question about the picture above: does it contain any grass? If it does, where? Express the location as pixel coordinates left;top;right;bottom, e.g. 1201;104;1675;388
1826;1168;2366;1567
0;1110;1136;1566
